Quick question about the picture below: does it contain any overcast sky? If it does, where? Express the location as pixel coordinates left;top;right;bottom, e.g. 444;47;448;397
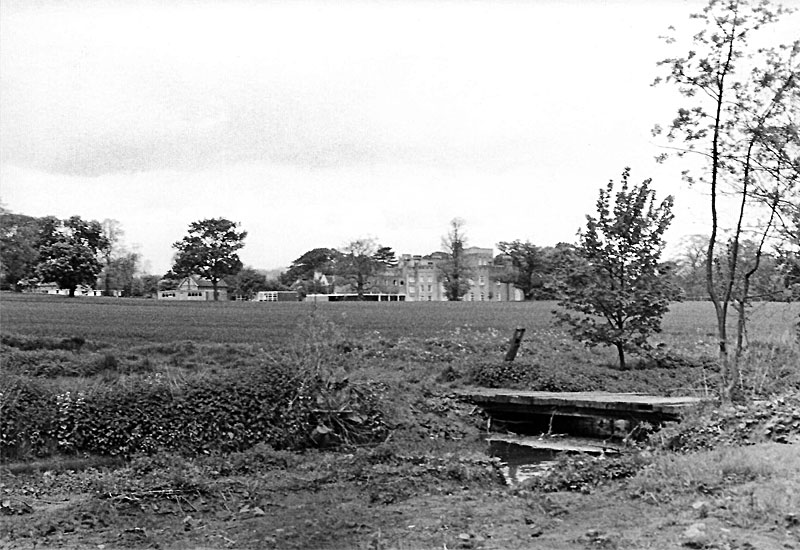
2;0;797;274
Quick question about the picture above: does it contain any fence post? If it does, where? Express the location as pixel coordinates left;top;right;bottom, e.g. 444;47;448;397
504;327;526;362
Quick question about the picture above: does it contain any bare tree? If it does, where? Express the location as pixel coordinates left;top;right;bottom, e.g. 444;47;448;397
440;218;472;301
654;0;799;401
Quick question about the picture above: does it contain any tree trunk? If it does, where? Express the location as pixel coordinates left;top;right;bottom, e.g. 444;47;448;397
715;306;733;402
212;279;219;301
616;342;626;371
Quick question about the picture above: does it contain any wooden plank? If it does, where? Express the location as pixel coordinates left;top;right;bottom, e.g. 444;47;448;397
488;434;622;455
454;387;706;423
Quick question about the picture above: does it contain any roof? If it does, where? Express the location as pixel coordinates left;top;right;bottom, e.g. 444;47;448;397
186;275;228;288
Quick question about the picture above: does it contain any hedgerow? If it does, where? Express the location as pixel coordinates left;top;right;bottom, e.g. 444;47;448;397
1;331;389;460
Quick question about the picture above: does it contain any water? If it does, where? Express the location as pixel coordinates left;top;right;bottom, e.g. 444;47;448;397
487;435;621;485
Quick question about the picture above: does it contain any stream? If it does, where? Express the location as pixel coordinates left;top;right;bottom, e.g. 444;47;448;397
486;434;622;485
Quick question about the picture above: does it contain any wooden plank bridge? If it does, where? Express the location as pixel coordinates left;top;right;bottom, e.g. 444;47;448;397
456;388;706;424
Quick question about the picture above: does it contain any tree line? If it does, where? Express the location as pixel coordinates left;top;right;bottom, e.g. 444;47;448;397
2;205;797;304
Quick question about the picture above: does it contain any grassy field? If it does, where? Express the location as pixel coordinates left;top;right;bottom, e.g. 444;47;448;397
2;292;798;346
2;293;800;549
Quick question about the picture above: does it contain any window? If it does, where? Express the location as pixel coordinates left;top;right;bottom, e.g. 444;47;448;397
479;275;485;285
480;293;484;301
409;287;416;294
428;285;432;292
408;277;415;284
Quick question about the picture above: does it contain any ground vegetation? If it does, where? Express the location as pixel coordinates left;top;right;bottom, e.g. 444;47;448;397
1;296;798;548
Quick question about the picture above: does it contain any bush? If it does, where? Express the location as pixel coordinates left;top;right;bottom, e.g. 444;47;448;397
0;313;391;460
0;376;60;458
1;333;87;352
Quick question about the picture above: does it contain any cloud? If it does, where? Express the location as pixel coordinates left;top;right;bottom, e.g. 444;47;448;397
1;0;690;177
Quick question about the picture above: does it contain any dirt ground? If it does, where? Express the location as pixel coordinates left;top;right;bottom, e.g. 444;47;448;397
2;456;798;550
3;392;799;550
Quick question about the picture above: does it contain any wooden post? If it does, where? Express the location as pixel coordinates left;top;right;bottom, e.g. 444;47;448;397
504;327;525;362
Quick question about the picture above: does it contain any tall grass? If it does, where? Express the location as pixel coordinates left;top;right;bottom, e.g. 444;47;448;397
629;443;800;527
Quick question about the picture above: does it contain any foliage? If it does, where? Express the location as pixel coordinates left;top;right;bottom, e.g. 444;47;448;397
555;168;681;369
335;239;398;298
133;273;162;297
654;0;800;400
518;453;649;494
336;238;378;299
35;215;109;296
673;234;790;301
468;354;718;395
102;252;140;296
495;240;549;300
0;313;390;460
279;247;337;290
373;245;398;268
776;205;800;302
226;266;270;300
439;218;472;301
0;208;40;291
171;218;247;301
654;392;800;453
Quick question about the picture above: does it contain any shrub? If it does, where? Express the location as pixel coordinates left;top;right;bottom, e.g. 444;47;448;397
0;376;60;458
0;313;391;460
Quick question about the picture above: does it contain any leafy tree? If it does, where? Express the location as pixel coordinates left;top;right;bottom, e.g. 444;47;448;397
158;273;181;291
0;208;40;290
672;235;711;300
440;218;472;301
776;205;800;297
337;238;379;299
135;274;162;297
653;0;799;400
35;216;109;297
99;219;124;295
228;266;268;300
373;246;398;268
496;240;548;300
104;251;141;296
555;168;680;370
171;218;247;301
280;248;338;290
336;240;397;299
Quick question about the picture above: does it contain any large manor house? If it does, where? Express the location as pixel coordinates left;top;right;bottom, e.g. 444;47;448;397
156;246;524;302
370;247;523;302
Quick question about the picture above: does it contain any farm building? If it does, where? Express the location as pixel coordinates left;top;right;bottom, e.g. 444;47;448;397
255;290;300;302
304;293;405;302
158;275;228;301
32;283;104;297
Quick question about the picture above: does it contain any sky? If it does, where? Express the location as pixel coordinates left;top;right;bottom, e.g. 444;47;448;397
2;0;797;275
